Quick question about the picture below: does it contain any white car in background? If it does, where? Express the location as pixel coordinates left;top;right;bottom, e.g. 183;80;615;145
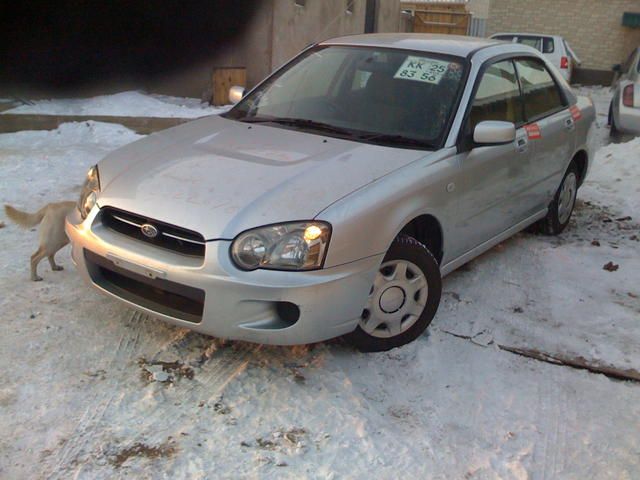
610;46;640;136
491;33;581;83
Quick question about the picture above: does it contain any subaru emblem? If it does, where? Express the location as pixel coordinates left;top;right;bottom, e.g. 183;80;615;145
141;223;159;238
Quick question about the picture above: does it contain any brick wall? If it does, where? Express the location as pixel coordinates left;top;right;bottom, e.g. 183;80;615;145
487;0;640;70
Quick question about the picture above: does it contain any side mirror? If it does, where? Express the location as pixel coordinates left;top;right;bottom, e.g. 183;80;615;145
612;63;622;73
228;85;245;105
473;121;516;145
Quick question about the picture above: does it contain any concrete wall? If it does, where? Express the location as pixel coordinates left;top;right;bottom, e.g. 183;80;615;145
132;0;403;99
268;0;403;70
377;0;404;32
487;0;640;71
269;0;366;70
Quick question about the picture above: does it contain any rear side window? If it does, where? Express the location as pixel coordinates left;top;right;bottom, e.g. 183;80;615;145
515;36;554;54
542;37;555;54
515;58;565;120
494;35;515;42
469;60;524;130
517;36;541;51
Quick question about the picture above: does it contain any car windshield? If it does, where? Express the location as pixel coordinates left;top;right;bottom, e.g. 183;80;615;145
224;46;467;149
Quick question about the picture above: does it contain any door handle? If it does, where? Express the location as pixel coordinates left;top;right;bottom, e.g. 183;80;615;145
516;137;528;153
564;117;575;131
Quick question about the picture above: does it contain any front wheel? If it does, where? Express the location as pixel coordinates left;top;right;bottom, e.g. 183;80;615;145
609;103;620;137
346;235;441;352
537;163;579;235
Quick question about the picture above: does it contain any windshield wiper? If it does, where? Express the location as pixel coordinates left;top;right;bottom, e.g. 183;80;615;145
239;117;436;149
360;133;437;149
239;116;357;136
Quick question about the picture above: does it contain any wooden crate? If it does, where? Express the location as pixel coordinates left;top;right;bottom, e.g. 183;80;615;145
212;67;246;106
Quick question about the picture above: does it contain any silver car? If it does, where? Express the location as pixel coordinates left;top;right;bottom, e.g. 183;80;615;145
610;46;640;136
66;34;596;351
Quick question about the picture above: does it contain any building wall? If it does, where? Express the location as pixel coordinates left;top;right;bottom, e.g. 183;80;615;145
467;0;490;19
270;0;366;71
487;0;640;71
147;0;403;99
377;0;405;32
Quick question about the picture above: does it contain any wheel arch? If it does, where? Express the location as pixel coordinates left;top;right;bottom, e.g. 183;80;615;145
571;149;588;187
397;214;444;265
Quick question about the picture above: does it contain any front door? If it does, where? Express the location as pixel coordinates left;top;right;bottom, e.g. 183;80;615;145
454;59;531;257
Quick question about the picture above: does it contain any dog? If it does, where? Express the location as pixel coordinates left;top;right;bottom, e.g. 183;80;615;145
4;202;76;281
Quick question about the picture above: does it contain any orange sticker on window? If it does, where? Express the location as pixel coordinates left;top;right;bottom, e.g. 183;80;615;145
570;105;582;121
525;123;542;140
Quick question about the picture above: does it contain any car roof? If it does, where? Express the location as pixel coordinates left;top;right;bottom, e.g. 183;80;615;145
320;33;501;58
491;32;561;39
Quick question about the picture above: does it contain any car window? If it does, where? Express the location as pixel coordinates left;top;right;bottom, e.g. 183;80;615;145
351;69;372;92
517;36;541;51
494;35;515;42
542;37;555;54
226;46;467;148
259;48;347;107
469;60;524;131
515;58;565;120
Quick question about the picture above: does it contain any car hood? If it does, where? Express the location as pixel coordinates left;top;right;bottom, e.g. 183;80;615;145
97;115;430;239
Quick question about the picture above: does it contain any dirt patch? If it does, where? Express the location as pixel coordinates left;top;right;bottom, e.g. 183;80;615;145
533;200;640;248
245;427;309;452
109;441;177;468
138;358;195;383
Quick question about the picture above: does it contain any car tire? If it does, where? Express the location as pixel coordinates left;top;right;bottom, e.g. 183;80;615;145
345;235;441;352
537;162;579;235
609;103;620;137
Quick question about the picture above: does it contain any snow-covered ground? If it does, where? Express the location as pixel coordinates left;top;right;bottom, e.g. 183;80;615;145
1;88;639;479
2;91;227;118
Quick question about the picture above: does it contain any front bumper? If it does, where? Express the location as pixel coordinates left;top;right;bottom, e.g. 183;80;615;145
65;207;382;345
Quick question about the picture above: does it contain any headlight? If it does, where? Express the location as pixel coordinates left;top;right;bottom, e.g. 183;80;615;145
77;165;100;219
231;221;331;271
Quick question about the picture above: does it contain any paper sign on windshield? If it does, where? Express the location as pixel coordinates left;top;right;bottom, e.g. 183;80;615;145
394;57;450;84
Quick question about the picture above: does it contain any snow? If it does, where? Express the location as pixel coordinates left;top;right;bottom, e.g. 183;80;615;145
3;91;227;118
1;87;640;478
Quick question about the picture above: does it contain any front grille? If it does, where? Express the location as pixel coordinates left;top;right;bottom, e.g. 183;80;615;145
85;249;204;323
99;207;205;257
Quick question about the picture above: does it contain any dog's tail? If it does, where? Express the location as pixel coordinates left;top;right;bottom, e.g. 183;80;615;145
4;204;48;228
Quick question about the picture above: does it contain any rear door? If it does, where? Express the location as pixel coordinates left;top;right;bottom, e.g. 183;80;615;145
454;58;531;256
514;57;575;213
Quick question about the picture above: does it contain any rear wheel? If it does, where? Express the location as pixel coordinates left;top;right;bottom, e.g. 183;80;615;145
536;162;579;235
346;235;441;352
609;103;620;137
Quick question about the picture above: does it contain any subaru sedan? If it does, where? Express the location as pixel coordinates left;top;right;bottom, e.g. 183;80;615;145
66;34;596;351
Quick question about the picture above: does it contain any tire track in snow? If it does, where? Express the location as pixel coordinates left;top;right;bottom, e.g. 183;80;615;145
50;327;263;476
531;367;566;480
46;310;146;479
